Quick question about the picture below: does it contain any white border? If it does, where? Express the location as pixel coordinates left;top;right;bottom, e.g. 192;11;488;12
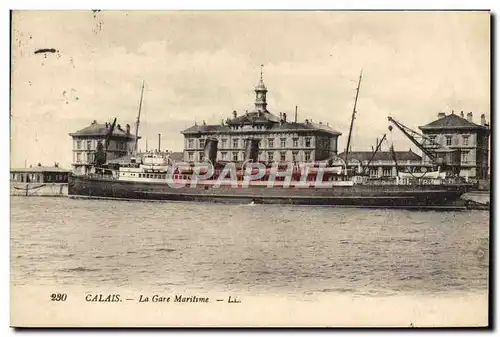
3;1;497;335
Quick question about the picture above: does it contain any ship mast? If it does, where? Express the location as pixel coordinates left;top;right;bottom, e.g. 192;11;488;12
344;69;363;165
134;80;145;155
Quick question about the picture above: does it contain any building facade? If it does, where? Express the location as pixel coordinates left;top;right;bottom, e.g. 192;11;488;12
69;120;138;175
181;75;342;163
338;150;425;178
419;111;490;179
10;163;70;183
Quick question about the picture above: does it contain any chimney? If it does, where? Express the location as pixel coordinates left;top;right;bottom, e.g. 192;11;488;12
158;133;161;152
437;112;446;119
279;112;283;120
244;138;260;162
233;110;237;118
283;113;287;122
460;110;464;118
451;109;455;115
126;124;130;135
467;112;473;122
481;113;486;125
295;106;298;123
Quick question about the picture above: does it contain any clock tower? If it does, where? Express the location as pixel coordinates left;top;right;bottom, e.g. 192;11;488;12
254;65;268;112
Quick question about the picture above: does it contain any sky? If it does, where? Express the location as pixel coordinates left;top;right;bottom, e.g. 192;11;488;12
10;10;490;169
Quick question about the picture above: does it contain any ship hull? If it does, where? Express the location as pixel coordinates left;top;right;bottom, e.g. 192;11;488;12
68;175;471;209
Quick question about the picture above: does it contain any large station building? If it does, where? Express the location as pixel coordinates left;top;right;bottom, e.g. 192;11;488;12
180;74;342;164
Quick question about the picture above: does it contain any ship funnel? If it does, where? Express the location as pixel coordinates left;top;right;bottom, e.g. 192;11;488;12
203;137;218;164
244;138;260;162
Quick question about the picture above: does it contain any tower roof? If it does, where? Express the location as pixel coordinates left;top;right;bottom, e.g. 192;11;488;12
255;64;267;91
255;79;267;91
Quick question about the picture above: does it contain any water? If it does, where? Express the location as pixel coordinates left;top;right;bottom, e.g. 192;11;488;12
10;196;489;297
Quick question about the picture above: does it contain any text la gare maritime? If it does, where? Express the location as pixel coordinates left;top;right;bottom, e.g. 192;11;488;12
139;294;210;303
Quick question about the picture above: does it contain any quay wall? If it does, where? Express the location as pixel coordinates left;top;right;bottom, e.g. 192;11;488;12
10;183;68;197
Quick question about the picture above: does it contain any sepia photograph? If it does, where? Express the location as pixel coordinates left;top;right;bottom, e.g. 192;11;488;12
9;9;491;327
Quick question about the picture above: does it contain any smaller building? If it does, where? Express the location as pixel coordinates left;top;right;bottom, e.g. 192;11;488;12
419;111;490;179
337;150;425;178
69;120;139;175
10;163;70;183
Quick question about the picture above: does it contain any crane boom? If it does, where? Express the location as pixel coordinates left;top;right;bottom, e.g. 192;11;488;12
344;69;363;164
362;134;386;174
134;80;145;154
104;118;117;152
387;116;440;161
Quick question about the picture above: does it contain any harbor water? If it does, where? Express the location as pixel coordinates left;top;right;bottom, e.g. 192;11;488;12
10;196;490;326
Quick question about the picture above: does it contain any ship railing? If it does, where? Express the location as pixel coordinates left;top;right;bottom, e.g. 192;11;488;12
86;172;118;180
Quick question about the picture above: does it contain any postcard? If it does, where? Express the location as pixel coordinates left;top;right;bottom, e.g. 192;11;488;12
10;10;490;327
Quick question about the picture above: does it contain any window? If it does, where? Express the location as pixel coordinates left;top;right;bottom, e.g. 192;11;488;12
305;151;311;161
221;139;227;148
188;152;194;161
445;136;452;146
292;151;298;162
187;139;194;149
233;139;239;149
462;151;470;164
232;152;238;161
199;152;204;161
280;138;286;148
76;153;81;163
268;138;274;148
268;152;274;162
280;152;286;162
293;138;299;148
383;167;392;176
199;139;205;149
76;140;82;150
305;137;311;148
87;140;92;150
221;152;227;160
463;135;470;146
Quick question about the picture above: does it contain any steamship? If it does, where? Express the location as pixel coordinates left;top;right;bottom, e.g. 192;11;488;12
68;136;472;209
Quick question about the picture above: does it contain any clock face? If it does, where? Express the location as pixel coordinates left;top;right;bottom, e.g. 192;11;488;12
257;92;264;100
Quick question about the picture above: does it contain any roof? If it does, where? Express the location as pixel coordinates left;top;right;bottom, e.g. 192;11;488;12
69;120;138;139
337;150;422;162
11;165;71;173
182;120;342;136
227;111;280;125
419;113;489;131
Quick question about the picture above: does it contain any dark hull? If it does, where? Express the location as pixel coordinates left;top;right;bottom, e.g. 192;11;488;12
68;175;471;209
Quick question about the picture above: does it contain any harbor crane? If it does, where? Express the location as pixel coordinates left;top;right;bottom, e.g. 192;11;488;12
387;116;461;174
